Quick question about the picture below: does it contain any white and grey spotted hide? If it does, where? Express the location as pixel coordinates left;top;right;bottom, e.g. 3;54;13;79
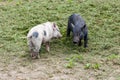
27;22;62;59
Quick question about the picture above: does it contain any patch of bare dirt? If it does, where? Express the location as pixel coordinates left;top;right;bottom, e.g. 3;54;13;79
0;53;120;80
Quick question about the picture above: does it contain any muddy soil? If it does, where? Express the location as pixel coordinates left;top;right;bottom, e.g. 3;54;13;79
0;53;120;80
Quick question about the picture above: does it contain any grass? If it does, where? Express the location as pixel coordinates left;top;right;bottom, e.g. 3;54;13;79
0;0;120;79
65;54;84;68
84;63;101;69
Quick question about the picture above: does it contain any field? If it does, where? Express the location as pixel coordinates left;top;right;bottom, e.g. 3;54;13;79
0;0;120;80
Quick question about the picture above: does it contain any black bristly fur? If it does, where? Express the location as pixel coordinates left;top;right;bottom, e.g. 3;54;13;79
67;13;88;48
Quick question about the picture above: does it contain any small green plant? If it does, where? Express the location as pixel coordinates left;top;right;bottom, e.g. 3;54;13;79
66;54;84;62
106;54;120;65
84;63;101;69
65;59;75;68
65;54;84;68
92;63;101;69
84;63;91;69
107;54;120;61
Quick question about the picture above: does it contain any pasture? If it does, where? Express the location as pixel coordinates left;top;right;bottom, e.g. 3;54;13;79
0;0;120;79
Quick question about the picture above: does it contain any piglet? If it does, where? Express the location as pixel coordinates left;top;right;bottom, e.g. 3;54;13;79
27;22;62;59
67;13;88;48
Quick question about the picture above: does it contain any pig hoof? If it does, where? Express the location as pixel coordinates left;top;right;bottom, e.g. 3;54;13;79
32;56;39;59
31;55;39;59
84;45;88;48
78;43;82;46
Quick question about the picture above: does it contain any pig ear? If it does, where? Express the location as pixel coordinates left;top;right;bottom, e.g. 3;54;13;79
83;24;86;28
71;23;75;28
53;22;56;30
82;24;86;30
53;22;56;28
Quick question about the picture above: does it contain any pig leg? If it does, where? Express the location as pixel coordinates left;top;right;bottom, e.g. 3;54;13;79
84;34;88;48
46;42;50;52
67;22;71;37
67;27;70;37
33;45;41;59
31;38;42;59
27;38;37;58
27;39;34;53
27;39;37;58
78;39;82;46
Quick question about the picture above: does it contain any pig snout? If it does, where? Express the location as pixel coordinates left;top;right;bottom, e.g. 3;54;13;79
55;34;62;39
73;36;79;44
58;33;62;38
53;30;62;39
31;52;39;59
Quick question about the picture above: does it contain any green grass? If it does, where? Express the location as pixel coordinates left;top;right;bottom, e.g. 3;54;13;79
65;54;84;68
84;63;101;69
0;0;120;75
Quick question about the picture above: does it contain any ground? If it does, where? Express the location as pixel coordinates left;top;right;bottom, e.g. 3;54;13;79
0;0;120;80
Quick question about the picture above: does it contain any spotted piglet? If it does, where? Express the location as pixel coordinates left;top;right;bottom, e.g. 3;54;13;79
27;22;62;59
